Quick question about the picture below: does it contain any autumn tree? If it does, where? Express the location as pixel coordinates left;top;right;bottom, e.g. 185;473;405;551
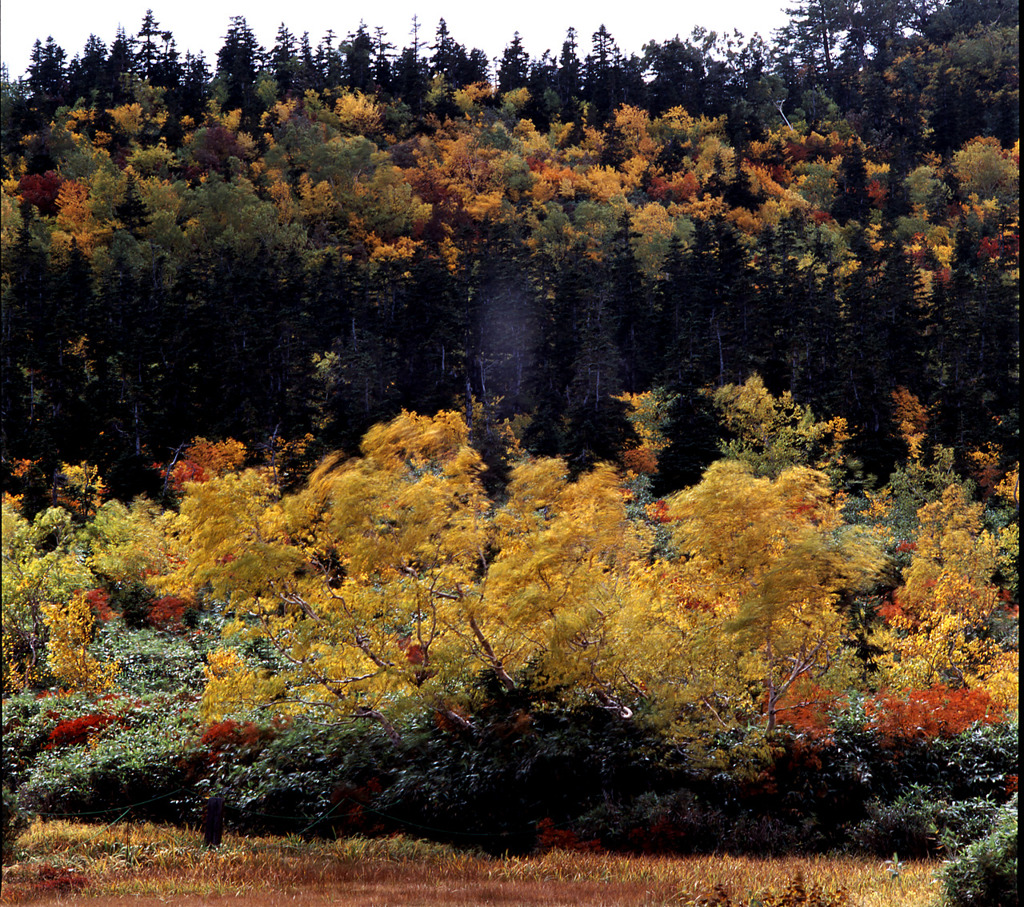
871;483;1012;698
165;412;650;738
663;460;882;734
1;503;93;692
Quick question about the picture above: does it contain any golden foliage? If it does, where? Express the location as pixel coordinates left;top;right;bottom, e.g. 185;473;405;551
41;590;119;693
891;387;929;461
873;484;1006;691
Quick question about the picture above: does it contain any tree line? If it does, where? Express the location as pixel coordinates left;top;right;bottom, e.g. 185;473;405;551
0;1;1018;508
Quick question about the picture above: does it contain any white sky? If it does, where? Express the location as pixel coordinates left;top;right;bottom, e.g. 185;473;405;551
2;1;791;81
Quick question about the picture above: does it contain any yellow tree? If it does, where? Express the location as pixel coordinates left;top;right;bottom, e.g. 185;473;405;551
711;375;850;480
663;461;882;734
168;411;648;738
2;503;94;692
41;590;119;693
872;484;1008;693
467;458;640;717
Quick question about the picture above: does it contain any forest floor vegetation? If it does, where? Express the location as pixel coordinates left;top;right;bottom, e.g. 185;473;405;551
1;819;940;906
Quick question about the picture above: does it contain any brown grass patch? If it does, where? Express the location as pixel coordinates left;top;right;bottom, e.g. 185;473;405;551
2;820;941;906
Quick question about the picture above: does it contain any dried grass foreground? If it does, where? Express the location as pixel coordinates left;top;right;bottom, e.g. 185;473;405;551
2;819;941;906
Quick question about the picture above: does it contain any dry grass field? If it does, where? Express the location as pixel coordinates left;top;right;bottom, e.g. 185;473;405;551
2;819;942;906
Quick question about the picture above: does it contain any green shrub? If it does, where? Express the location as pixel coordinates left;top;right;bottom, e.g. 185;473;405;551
940;796;1018;907
938;796;1002;855
19;691;206;825
2;785;28;862
849;784;941;857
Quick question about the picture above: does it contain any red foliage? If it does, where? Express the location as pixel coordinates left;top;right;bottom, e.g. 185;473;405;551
627;815;686;853
810;209;834;224
535;817;603;853
977;236;1002;260
866;179;888;207
33;864;89;894
646;500;673;524
976;233;1018;262
147;595;192;631
648;171;699;203
200;718;282;762
329;778;386;836
18;171;64;215
45;713;117;749
865;686;1005;745
877;593;916;627
83;588;114;621
167;459;209;492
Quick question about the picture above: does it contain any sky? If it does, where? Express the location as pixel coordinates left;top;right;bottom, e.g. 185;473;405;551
1;1;792;81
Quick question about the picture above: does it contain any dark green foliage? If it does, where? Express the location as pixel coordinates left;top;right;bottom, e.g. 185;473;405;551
110;580;156;630
940;796;1018;907
1;8;1018;500
2;785;29;862
849;785;943;857
5;667;1018;858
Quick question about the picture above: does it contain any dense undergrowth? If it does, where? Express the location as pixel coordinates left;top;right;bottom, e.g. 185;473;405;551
2;667;1017;859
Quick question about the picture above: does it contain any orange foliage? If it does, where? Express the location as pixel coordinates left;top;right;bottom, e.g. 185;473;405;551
867;179;888;207
890;387;929;460
622;445;659;476
648;171;699;202
773;679;843;736
167;437;247;491
864;686;1005;745
646;500;673;524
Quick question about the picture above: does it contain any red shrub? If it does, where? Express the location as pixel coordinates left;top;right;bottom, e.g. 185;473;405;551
34;864;89;894
17;171;64;215
201;719;276;761
535;817;602;853
329;778;386;836
646;500;672;523
45;713;117;749
627;815;686;853
774;680;842;736
147;595;192;631
83;588;114;621
167;459;209;492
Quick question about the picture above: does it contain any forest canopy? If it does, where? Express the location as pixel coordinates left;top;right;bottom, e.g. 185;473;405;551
0;2;1017;504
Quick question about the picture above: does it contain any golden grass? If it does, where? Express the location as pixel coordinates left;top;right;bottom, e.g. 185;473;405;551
2;819;942;906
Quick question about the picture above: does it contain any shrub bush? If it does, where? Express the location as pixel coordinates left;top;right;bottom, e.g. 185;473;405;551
19;692;206;825
2;785;28;862
940;796;1018;907
849;784;941;857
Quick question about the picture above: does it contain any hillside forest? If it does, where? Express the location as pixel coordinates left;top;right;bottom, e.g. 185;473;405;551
0;0;1018;887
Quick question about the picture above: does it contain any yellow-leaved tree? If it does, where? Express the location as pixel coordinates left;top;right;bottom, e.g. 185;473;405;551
711;375;850;480
2;503;94;693
660;461;882;734
166;411;644;741
871;483;1014;705
41;590;119;693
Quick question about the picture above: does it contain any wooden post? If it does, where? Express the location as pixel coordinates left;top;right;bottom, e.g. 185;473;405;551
204;796;225;847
